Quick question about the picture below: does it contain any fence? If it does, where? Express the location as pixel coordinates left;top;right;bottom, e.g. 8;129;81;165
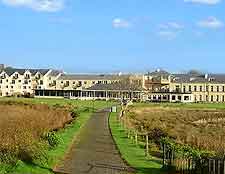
162;143;225;174
118;114;225;174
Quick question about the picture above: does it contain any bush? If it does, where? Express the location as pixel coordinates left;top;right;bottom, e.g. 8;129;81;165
42;132;62;148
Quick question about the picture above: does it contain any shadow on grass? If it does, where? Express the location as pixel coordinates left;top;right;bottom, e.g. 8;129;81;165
135;167;167;174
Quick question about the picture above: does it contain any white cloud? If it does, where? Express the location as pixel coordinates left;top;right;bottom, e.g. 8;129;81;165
112;18;131;29
157;31;178;40
159;22;184;30
184;0;221;5
1;0;64;12
197;17;224;29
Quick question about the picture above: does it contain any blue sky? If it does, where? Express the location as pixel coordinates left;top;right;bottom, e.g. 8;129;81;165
0;0;225;73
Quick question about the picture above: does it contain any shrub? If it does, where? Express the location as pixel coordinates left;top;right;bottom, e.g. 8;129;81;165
42;132;62;148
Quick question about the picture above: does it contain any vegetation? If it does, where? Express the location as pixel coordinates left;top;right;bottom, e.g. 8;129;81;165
126;105;225;156
110;102;225;174
0;97;114;174
110;112;165;174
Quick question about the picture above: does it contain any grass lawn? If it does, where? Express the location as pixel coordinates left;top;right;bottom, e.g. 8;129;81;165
109;112;165;174
0;97;116;174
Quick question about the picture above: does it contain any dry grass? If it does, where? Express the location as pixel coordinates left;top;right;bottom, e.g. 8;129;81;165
126;106;225;155
0;101;73;165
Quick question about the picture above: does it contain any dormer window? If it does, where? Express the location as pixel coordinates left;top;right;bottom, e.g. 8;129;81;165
25;74;30;79
0;73;6;79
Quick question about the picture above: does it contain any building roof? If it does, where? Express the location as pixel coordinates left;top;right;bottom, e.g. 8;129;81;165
171;73;225;84
146;69;170;76
0;67;51;76
48;70;62;77
85;83;144;91
58;74;129;81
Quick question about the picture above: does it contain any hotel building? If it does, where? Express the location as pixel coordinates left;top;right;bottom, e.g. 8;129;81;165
1;64;225;103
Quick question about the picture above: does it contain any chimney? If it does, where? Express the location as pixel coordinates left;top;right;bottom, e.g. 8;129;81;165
0;64;5;70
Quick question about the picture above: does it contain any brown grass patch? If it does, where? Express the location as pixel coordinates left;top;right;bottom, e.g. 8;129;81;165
0;101;73;164
126;106;225;155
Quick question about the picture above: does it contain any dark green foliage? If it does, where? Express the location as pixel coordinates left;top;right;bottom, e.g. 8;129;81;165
42;132;62;148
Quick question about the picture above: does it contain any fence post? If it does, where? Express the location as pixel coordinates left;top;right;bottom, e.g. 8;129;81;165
223;160;225;174
209;159;211;174
146;134;149;157
135;132;138;146
218;160;220;174
163;143;165;166
213;159;216;174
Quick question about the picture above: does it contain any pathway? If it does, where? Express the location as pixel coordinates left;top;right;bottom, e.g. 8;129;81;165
54;109;134;174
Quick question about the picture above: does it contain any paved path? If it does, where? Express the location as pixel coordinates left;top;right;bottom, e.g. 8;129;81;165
54;109;134;174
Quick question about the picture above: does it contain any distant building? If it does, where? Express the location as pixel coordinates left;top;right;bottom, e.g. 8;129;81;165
1;65;225;103
0;67;61;97
144;69;225;103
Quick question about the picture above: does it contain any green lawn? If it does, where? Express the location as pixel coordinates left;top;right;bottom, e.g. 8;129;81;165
109;112;165;174
0;97;116;174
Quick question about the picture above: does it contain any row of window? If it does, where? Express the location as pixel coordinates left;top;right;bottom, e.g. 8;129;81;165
61;80;109;86
176;85;225;92
0;85;31;89
0;79;32;84
195;95;225;102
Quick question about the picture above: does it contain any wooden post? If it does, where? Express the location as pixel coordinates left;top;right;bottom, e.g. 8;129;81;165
135;132;138;146
218;160;220;174
213;159;216;174
146;134;149;157
163;143;165;166
223;160;225;174
209;159;211;174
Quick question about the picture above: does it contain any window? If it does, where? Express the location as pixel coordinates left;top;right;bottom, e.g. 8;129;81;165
18;80;21;83
223;96;225;102
24;80;28;85
6;79;8;82
40;80;43;85
194;86;197;92
78;81;82;86
217;86;220;92
61;81;63;84
104;81;108;84
184;96;189;101
211;86;214;92
178;96;182;100
0;80;2;84
73;81;76;84
84;81;87;85
189;85;192;92
172;95;176;100
175;85;179;91
183;86;186;93
6;85;8;88
11;86;13;89
206;95;208;101
223;86;225;92
211;95;214;102
217;95;219;102
92;81;95;84
199;86;202;92
23;86;26;89
12;80;15;84
206;86;209;92
199;95;202;101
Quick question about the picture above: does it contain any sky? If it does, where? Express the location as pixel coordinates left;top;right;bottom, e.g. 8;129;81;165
0;0;225;73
